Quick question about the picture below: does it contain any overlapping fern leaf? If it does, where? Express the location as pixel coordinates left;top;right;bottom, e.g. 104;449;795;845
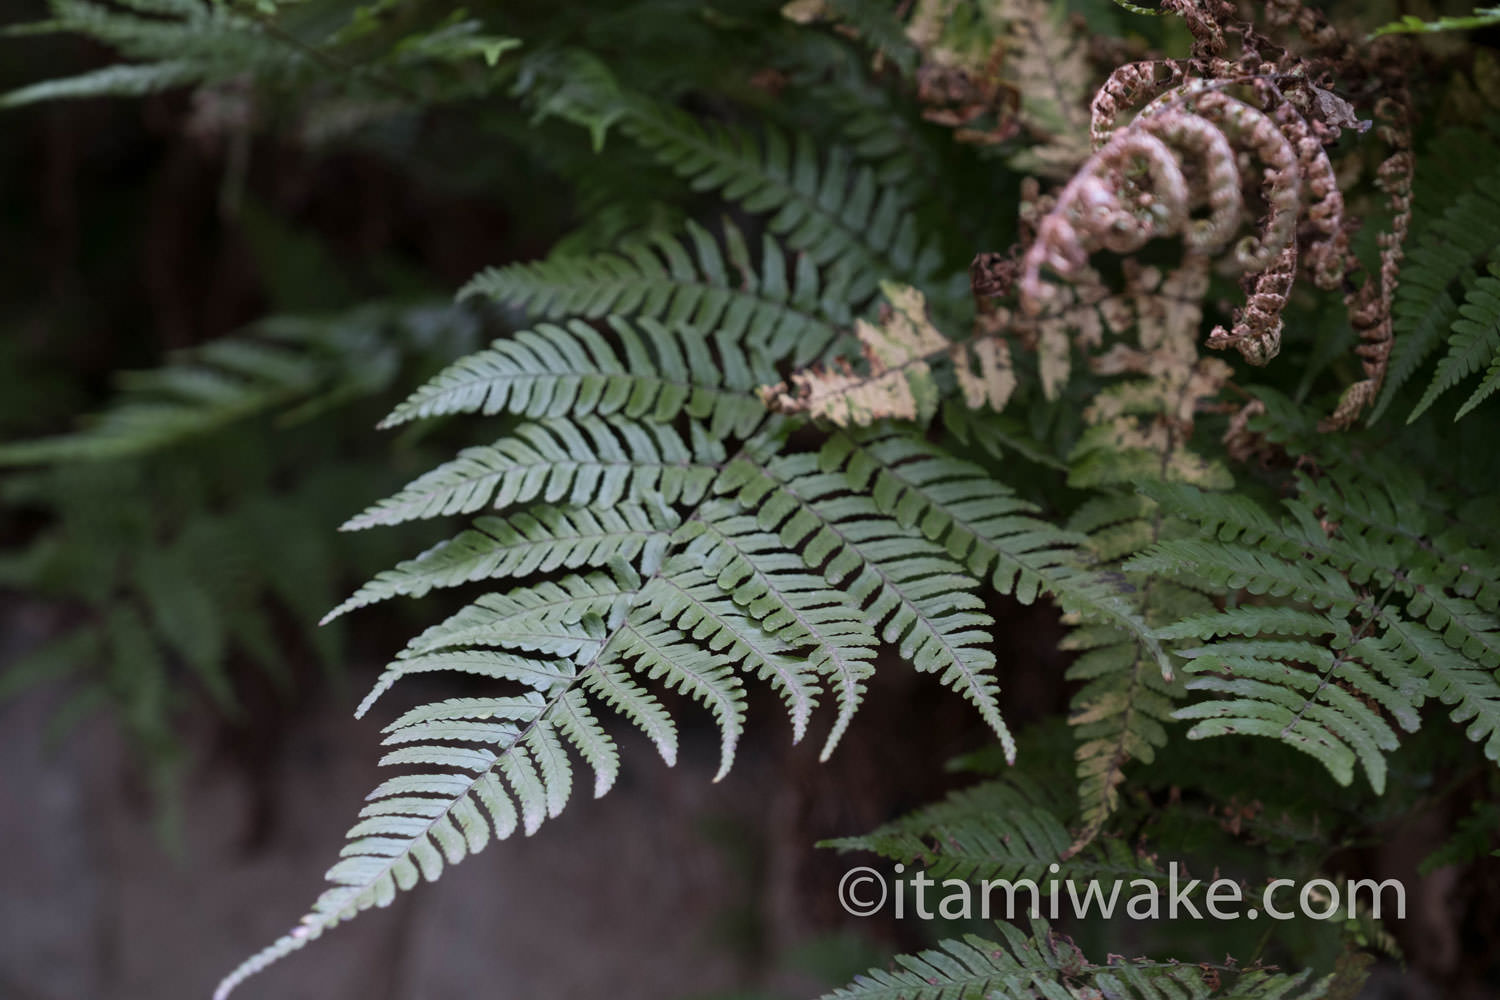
1133;464;1500;792
822;919;1330;1000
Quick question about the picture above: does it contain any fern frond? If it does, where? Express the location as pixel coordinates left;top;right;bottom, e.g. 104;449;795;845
1373;161;1500;420
0;302;478;464
827;768;1162;886
379;315;771;437
1408;264;1500;421
394;572;628;671
325;502;675;622
341;416;722;530
819;427;1168;670
1139;477;1500;789
458;221;850;367
716;451;1014;759
1372;7;1500;36
0;60;197;105
619;101;945;305
822;919;1330;1000
609;616;746;780
640;558;820;743
674;502;877;758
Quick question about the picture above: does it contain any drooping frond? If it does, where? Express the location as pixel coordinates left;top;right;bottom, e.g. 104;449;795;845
639;556;821;743
822;919;1330;1000
817;427;1166;669
672;501;877;758
457;221;850;367
715;451;1014;759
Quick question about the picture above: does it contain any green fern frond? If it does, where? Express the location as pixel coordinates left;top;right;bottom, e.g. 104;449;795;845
379;314;773;437
340;415;723;530
1371;7;1500;36
458;221;850;367
1373;161;1500;421
0;302;479;464
1137;477;1500;789
818;428;1168;671
822;919;1330;1000
716;451;1014;759
673;501;877;758
0;60;198;106
1408;265;1500;421
325;502;676;622
619;100;945;306
827;767;1162;886
641;557;821;743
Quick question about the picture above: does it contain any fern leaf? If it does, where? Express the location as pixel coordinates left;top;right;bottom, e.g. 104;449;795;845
1374;164;1500;419
820;427;1169;672
325;502;675;621
827;769;1162;886
719;452;1013;759
379;316;770;438
1408;266;1500;421
610;616;746;780
620;102;943;305
0;60;197;105
341;416;722;530
822;919;1329;1000
675;503;877;758
641;559;820;743
459;221;849;367
398;570;631;663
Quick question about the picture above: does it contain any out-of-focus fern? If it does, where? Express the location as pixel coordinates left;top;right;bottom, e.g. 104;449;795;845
1374;148;1500;422
1372;8;1500;37
2;0;520;107
0;300;483;804
0;301;480;463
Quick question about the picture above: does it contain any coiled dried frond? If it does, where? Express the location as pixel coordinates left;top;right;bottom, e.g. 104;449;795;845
1005;0;1416;419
